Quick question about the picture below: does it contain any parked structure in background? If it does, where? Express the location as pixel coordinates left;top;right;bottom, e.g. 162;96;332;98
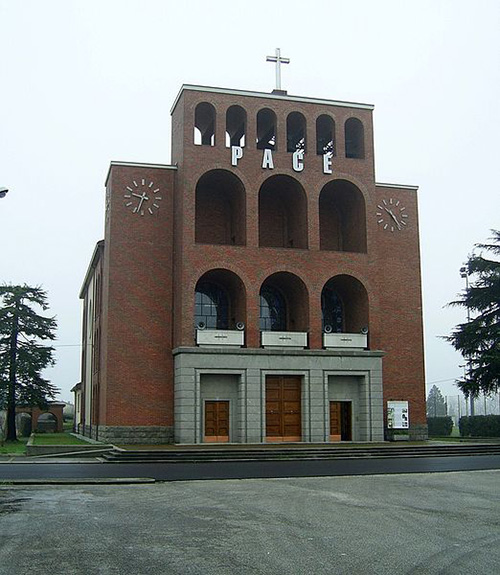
77;71;427;444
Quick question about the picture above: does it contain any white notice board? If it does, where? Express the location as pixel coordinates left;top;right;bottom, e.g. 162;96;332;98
387;401;409;429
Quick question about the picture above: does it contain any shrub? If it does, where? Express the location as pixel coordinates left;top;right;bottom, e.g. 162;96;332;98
427;416;454;436
459;415;500;438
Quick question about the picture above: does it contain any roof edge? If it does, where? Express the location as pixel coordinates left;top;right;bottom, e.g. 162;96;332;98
375;182;419;191
170;84;375;115
79;240;105;299
105;161;177;187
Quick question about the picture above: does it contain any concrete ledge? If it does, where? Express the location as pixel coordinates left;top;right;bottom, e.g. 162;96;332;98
0;478;156;485
26;444;115;457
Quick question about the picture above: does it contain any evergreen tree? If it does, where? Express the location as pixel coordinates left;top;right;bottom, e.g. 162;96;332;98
447;230;500;399
0;285;58;441
426;385;447;417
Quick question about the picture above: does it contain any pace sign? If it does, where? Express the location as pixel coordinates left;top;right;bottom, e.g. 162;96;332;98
231;146;333;174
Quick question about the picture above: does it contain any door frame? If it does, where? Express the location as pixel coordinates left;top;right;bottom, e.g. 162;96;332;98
329;400;352;442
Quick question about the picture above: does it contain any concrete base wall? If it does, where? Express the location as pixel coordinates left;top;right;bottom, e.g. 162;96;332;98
409;423;428;441
92;425;174;445
174;347;385;444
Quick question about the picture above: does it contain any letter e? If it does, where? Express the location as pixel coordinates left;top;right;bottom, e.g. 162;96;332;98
323;153;333;174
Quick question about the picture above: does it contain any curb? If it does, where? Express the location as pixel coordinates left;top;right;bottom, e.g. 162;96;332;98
0;477;156;485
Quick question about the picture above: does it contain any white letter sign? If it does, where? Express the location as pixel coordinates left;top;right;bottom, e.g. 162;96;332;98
262;149;274;169
323;153;333;174
292;149;304;172
231;146;243;166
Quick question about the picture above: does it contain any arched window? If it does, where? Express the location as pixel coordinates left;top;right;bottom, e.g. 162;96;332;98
195;170;246;246
344;118;365;159
226;105;246;148
316;114;335;155
194;102;216;146
256;108;277;150
287;112;306;152
260;286;287;331
322;276;369;333
321;286;343;332
319;179;367;253
258;175;308;249
195;282;229;329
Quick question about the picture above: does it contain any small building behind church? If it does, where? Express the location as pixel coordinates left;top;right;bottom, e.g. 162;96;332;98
78;77;426;444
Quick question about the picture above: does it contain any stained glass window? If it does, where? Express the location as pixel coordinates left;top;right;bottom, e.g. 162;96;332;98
195;282;229;329
260;285;287;331
321;287;343;332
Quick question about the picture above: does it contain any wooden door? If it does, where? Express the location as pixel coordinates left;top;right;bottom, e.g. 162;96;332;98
266;376;301;442
204;401;230;443
330;401;352;441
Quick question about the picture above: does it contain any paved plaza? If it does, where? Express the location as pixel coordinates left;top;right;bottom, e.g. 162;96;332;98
1;470;499;574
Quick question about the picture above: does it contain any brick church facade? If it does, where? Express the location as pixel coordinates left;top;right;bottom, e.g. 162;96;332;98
78;83;427;444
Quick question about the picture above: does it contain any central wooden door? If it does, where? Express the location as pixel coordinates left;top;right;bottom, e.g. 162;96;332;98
330;401;352;441
266;376;301;442
204;401;230;443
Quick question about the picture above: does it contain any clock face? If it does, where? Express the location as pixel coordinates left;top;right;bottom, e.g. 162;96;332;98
376;198;408;232
123;179;162;216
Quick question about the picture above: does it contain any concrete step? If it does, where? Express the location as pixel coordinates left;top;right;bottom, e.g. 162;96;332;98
101;443;500;463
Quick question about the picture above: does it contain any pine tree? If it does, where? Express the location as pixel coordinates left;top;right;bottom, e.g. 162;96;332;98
447;230;500;399
426;385;447;418
0;285;58;441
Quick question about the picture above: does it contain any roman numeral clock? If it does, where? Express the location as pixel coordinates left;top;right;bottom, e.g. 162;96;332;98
123;179;162;216
376;198;408;232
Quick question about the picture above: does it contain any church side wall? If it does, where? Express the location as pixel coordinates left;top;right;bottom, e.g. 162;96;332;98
100;164;176;437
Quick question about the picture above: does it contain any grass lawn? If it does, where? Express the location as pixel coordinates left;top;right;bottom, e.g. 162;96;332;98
32;432;90;446
0;437;28;455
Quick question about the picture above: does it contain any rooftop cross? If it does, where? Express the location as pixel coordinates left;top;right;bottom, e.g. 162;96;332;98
266;48;290;92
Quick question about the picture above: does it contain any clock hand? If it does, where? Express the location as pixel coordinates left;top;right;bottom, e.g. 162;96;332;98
384;207;401;229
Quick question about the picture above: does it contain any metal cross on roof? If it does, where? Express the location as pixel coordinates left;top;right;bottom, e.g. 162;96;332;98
266;48;290;91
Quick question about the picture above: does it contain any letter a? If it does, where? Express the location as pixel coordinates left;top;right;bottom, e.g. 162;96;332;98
262;149;274;169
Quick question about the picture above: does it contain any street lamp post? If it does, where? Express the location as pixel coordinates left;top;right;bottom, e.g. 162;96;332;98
460;265;474;416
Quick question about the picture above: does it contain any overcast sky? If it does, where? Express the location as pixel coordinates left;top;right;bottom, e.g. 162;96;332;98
1;0;499;403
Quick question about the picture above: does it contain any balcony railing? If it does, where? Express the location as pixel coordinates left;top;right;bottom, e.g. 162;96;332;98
261;331;308;348
196;329;244;347
323;332;368;349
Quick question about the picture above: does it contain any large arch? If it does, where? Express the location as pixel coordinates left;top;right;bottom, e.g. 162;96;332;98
319;179;367;253
260;272;309;332
321;275;369;333
195;170;246;245
194;269;246;330
259;175;308;249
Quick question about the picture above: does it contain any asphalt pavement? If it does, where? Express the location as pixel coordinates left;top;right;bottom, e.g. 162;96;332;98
1;470;499;574
1;454;500;482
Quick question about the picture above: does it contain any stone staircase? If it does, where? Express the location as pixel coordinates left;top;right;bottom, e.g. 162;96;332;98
101;442;500;463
